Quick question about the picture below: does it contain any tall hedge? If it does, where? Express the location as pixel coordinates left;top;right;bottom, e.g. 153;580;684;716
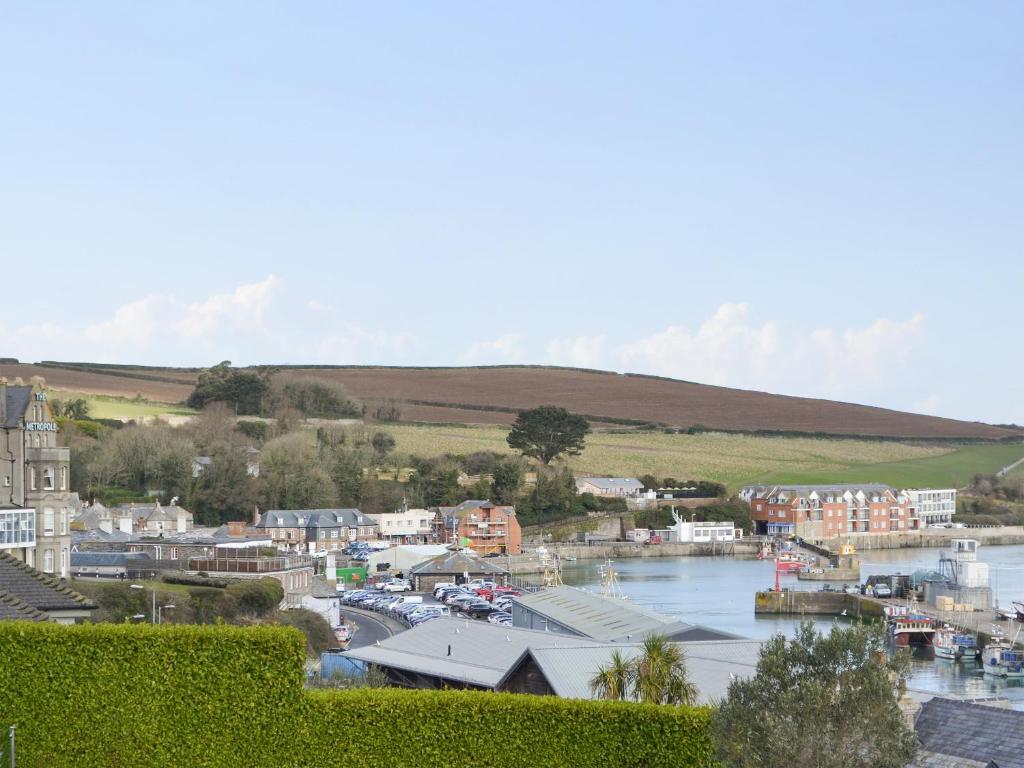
0;623;715;768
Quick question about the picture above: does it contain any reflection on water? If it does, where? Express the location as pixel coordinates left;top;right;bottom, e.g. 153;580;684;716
558;545;1024;710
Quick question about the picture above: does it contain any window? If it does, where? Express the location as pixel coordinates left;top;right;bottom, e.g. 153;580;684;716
60;466;67;491
43;508;55;536
43;549;54;574
30;468;36;491
43;467;54;490
2;475;9;487
60;508;68;535
61;548;67;577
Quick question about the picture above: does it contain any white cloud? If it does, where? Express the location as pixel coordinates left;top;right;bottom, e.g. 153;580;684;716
83;295;168;347
461;333;527;365
306;299;335;315
547;303;927;403
175;275;278;338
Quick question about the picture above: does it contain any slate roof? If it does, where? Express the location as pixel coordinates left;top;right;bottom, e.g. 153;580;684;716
0;591;49;622
70;551;153;568
408;549;509;576
744;483;894;497
258;509;375;529
71;528;132;544
913;698;1024;768
0;552;95;612
2;385;31;428
513;586;741;643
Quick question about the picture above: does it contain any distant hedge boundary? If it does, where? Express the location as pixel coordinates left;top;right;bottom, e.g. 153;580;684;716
0;623;715;768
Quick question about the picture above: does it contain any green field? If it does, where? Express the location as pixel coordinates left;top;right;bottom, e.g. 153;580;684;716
50;390;196;421
382;423;1024;492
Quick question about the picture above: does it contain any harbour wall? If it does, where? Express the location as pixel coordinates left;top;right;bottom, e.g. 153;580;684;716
814;527;1024;550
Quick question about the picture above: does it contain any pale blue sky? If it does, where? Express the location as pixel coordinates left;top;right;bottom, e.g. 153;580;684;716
1;3;1021;424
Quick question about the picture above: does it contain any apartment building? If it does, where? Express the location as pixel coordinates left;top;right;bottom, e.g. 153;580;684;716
367;509;434;545
904;489;957;527
256;508;378;553
0;380;73;577
742;484;918;539
431;500;522;555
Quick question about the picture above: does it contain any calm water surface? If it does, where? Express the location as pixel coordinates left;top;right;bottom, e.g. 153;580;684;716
560;544;1024;709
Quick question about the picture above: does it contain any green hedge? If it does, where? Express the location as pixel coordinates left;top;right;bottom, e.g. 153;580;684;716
0;623;714;768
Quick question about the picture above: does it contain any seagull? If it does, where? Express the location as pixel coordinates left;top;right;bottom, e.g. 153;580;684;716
375;640;381;646
506;635;511;642
729;673;737;681
840;609;848;617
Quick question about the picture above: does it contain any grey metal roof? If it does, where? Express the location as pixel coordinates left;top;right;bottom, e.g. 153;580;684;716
529;638;762;705
577;477;644;490
343;617;609;689
0;552;95;612
513;586;741;643
408;549;509;576
3;386;31;428
914;698;1024;768
70;552;153;567
258;509;375;529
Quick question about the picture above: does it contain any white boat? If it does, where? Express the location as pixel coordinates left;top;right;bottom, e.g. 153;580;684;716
933;625;978;661
982;630;1024;677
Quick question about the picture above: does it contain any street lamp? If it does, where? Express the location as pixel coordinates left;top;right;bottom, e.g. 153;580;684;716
158;603;175;625
130;583;156;625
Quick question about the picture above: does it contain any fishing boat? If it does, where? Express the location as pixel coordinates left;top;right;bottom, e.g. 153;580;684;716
884;606;935;647
982;629;1024;677
932;625;978;660
774;553;807;572
1013;601;1024;622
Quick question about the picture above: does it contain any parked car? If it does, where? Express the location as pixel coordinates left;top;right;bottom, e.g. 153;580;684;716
473;587;494;601
874;584;893;598
843;584;859;595
449;595;481;612
487;611;513;625
463;601;498;618
432;583;458;597
493;586;521;597
382;579;412;593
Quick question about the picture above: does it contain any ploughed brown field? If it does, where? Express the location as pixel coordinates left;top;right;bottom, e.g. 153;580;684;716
5;361;1018;440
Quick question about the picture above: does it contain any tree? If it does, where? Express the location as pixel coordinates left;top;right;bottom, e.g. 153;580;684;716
714;622;916;768
186;361;271;415
491;458;523;504
589;633;698;706
371;431;396;462
506;406;590;464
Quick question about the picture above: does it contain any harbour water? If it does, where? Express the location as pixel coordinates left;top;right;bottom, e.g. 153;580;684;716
560;543;1024;710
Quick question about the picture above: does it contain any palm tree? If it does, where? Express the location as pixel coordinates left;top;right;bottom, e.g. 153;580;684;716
634;634;698;706
589;649;634;701
590;633;699;706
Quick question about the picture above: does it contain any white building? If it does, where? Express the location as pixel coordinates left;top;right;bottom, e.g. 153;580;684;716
367;509;434;544
667;509;738;543
575;477;644;498
904;489;957;526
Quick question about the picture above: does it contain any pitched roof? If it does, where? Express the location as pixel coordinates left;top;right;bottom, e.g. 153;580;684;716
447;500;516;520
0;552;95;612
0;591;49;621
3;385;32;428
512;586;741;643
529;638;762;705
576;477;644;490
408;549;509;576
258;509;375;528
343;617;608;689
744;483;894;497
914;698;1024;768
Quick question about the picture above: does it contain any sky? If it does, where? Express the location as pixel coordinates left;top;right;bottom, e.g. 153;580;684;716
1;3;1021;425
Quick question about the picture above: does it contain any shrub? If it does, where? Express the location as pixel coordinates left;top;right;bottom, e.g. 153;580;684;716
227;578;284;617
276;607;336;656
0;623;716;768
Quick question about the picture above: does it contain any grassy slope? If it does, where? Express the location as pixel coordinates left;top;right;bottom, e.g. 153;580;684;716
380;424;1022;492
50;390;196;420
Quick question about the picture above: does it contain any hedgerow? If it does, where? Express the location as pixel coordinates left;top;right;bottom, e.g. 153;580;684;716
0;623;715;768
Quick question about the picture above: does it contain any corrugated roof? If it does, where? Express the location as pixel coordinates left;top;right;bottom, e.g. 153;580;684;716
343;617;609;688
513;586;740;643
529;638;762;705
914;698;1024;768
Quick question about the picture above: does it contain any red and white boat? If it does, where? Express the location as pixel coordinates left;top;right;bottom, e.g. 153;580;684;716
774;553;807;572
885;606;935;647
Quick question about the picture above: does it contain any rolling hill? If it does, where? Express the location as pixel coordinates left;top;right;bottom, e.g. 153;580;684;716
1;360;1018;441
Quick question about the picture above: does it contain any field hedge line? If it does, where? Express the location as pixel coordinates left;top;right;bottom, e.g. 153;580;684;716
0;623;715;768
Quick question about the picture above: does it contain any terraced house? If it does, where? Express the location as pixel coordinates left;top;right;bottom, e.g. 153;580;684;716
742;484;921;539
0;379;72;578
256;509;378;553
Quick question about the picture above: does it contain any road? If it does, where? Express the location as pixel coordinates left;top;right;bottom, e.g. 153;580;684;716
339;607;398;648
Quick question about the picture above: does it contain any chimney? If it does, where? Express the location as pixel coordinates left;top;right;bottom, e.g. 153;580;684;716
253;505;260;526
227;520;245;537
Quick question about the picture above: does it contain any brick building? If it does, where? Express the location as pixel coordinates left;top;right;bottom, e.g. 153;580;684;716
431;500;521;555
742;484;919;539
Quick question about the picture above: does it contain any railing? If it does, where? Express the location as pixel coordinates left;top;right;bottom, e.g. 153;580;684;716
188;556;312;573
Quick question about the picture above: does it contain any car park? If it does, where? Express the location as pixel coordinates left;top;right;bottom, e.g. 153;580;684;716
382;579;412;593
449;595;481;612
487;611;512;624
432;583;458;597
464;601;499;618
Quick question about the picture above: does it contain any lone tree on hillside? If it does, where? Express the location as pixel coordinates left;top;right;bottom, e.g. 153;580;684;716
714;622;916;768
506;405;590;465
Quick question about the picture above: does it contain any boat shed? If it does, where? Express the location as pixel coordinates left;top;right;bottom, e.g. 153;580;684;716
407;548;509;592
342;616;761;705
510;586;741;643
